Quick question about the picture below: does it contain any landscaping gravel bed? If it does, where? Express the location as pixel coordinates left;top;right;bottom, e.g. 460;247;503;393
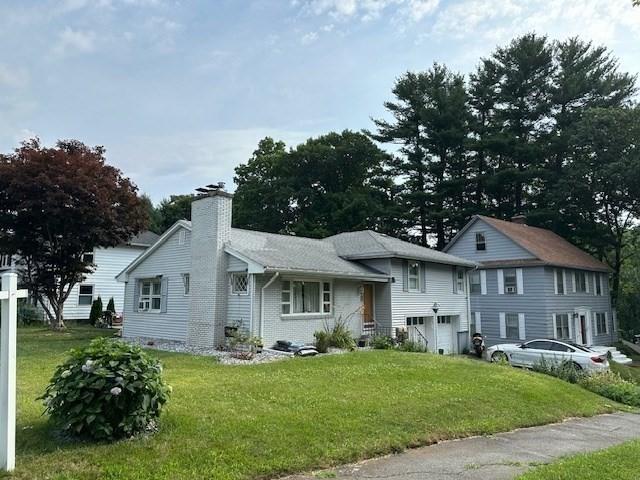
124;337;292;365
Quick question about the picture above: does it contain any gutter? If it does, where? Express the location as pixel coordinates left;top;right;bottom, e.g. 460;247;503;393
260;272;280;340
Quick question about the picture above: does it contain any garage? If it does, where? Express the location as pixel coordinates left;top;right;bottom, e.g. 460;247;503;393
437;315;454;354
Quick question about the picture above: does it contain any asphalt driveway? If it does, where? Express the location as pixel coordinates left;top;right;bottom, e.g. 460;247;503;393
287;412;640;480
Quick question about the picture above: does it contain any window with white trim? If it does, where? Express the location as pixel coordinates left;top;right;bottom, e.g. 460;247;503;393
575;271;587;292
437;316;453;325
406;316;426;325
182;273;190;295
595;312;607;335
475;232;486;251
555;313;570;339
595;274;602;296
78;284;94;306
281;280;331;315
470;271;481;294
505;313;519;339
230;273;248;295
555;269;565;295
82;252;94;264
504;269;517;294
408;262;420;292
455;268;465;294
138;279;161;312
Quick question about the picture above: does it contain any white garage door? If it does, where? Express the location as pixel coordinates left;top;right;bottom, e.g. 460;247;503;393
406;316;429;348
437;316;454;354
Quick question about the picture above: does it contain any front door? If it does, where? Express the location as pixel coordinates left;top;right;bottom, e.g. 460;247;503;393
362;284;374;330
575;310;592;346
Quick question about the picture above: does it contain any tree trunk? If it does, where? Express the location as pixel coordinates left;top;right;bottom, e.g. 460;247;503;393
611;244;622;307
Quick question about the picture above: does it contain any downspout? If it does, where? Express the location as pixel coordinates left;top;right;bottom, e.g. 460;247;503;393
466;267;474;352
260;272;280;340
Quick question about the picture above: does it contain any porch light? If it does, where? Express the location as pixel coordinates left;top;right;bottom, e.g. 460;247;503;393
432;302;440;315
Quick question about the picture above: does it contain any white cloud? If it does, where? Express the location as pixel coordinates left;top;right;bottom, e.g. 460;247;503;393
53;27;96;55
293;0;438;23
110;128;312;202
0;64;29;89
301;31;319;44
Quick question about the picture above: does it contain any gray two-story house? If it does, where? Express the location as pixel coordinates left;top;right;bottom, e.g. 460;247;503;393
444;215;617;350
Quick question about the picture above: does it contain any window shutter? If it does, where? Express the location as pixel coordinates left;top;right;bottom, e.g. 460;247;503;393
572;271;577;293
499;313;506;338
132;279;140;312
497;269;504;295
552;314;557;339
604;312;609;335
554;270;559;295
480;270;487;295
452;266;456;294
562;270;567;294
593;274;597;295
402;260;408;292
420;262;427;293
518;313;526;340
160;277;169;313
516;268;524;295
475;311;482;333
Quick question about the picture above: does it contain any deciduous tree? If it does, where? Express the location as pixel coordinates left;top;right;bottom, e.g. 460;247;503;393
0;139;148;329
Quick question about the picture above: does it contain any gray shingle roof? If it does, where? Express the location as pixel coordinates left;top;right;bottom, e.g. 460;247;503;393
326;230;477;267
228;229;388;279
127;230;160;247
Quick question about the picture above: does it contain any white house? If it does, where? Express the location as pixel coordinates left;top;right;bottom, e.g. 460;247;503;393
58;232;159;320
116;189;477;353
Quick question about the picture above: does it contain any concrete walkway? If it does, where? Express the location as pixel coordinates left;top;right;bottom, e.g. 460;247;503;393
287;413;640;480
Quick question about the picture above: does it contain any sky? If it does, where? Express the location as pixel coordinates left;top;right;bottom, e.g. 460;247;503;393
1;0;639;203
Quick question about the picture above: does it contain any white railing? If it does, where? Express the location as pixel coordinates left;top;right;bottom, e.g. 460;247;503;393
0;256;12;270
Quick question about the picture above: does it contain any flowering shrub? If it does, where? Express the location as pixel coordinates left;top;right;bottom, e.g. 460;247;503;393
40;337;171;441
578;370;640;407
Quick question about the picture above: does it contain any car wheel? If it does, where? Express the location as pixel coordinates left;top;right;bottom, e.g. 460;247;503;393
491;351;508;364
572;362;582;371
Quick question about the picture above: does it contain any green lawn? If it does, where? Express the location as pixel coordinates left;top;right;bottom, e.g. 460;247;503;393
518;440;640;480
9;327;623;480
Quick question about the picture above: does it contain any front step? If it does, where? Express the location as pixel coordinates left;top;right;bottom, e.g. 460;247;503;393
591;346;633;365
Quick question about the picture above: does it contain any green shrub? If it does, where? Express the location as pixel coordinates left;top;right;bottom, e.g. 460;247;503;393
314;331;331;353
398;340;428;353
371;335;394;350
321;315;356;351
40;337;171;441
579;370;640;407
89;297;103;326
532;357;585;384
18;301;42;326
106;297;116;314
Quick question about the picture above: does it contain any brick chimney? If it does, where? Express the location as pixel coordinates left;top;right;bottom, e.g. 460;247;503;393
187;186;233;348
511;215;527;225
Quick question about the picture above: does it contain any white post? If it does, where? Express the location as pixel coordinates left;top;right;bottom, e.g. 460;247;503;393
0;273;27;471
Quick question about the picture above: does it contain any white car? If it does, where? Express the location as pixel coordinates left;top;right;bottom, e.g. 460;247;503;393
486;339;609;372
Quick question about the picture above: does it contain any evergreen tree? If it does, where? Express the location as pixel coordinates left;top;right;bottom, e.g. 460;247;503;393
106;297;116;314
89;296;103;325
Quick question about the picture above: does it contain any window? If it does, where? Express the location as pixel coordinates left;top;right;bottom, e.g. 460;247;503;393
595;274;602;296
408;262;420;292
470;271;481;294
406;316;426;326
437;316;453;325
504;269;517;294
231;273;248;295
505;313;519;339
595;312;607;335
475;232;486;251
555;269;565;295
138;279;162;312
525;341;553;350
178;230;186;246
281;280;331;315
575;271;587;292
82;252;94;264
182;273;190;295
78;284;94;306
455;268;465;294
555;313;570;339
549;342;573;353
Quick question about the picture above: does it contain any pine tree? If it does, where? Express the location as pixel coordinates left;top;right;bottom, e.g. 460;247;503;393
106;297;116;314
89;296;103;326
